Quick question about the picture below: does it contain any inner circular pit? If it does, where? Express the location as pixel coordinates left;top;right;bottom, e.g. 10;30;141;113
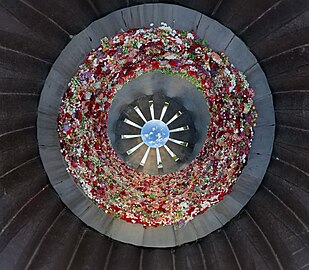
107;72;210;175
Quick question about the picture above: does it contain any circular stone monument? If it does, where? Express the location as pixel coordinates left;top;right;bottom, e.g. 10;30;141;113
37;4;275;247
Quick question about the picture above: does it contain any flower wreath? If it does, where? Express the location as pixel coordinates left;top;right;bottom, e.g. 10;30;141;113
58;23;257;227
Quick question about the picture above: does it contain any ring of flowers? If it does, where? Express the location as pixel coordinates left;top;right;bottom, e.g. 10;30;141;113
57;23;257;227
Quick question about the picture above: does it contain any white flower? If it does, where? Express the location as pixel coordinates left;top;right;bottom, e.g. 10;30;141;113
164;54;177;60
195;47;202;54
183;52;189;58
175;37;183;44
85;92;92;99
160;26;172;32
187;32;194;39
180;201;189;209
189;66;198;72
94;82;101;89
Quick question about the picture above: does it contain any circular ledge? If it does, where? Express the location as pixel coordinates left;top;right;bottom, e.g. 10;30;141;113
37;4;275;248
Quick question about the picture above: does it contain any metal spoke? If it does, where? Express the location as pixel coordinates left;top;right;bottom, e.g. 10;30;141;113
121;134;141;139
126;141;144;155
156;147;163;169
124;118;142;129
134;106;147;123
163;144;179;161
140;146;151;166
166;111;182;125
159;102;169;121
169;125;189;133
149;100;155;120
168;138;189;147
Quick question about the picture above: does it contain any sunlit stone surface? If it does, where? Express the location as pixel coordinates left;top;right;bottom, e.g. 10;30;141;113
141;120;170;148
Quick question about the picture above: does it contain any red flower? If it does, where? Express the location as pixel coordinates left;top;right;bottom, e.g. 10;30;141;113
75;111;82;120
169;60;178;67
94;66;102;77
187;206;195;215
86;160;94;170
151;61;159;69
71;161;78;168
188;70;198;78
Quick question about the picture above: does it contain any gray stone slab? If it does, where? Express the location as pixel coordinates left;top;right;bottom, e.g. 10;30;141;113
85;10;128;47
38;69;68;116
89;212;115;235
196;15;235;52
211;195;243;225
79;207;115;234
82;26;102;50
234;173;262;197
54;179;115;235
243;152;271;180
143;148;159;175
53;175;78;196
255;95;276;126
105;218;145;246
39;145;68;185
228;184;253;205
52;33;92;79
38;32;92;122
251;125;275;156
69;197;92;218
55;179;93;217
79;206;106;228
174;221;198;246
37;112;58;130
143;4;174;28
142;225;176;248
196;15;213;39
120;4;168;29
124;143;148;168
224;36;257;72
159;146;180;174
245;63;272;100
120;5;143;29
191;207;223;238
37;112;59;146
172;5;201;32
37;128;59;147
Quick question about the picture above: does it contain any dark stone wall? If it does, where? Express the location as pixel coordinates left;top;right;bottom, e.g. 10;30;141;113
0;0;308;269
